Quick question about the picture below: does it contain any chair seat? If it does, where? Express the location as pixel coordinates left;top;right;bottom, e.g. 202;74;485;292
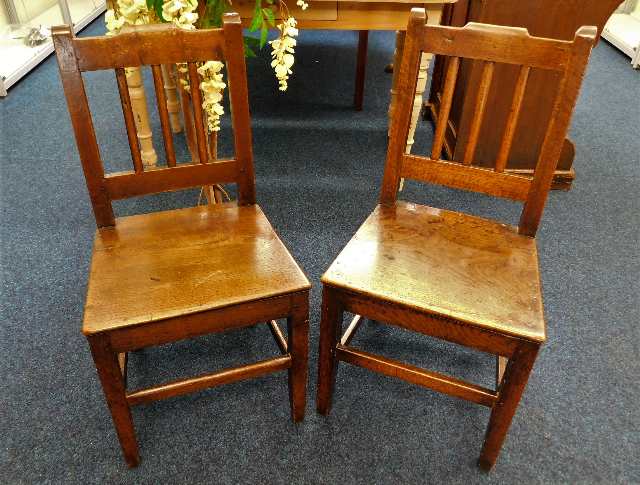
322;201;545;342
83;203;310;334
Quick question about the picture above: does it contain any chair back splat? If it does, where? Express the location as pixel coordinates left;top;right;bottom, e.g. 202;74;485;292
380;9;597;237
52;13;255;228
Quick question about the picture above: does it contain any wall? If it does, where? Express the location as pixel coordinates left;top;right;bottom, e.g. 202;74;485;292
13;0;59;22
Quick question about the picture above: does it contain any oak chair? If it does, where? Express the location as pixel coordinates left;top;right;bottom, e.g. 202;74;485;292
316;8;596;470
53;13;310;468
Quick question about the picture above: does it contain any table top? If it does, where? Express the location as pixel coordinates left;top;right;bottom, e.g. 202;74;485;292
310;0;456;3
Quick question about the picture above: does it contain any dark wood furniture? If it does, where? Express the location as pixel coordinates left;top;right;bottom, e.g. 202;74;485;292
53;14;310;467
354;30;369;110
427;0;622;188
316;9;596;469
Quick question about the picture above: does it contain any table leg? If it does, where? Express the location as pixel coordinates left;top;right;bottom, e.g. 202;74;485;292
354;30;369;111
126;67;158;167
388;5;442;145
405;52;433;155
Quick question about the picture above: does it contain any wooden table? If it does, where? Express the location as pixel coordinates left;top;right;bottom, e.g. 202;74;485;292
136;0;454;165
244;0;456;155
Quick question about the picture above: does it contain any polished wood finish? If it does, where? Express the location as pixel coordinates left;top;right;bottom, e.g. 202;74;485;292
340;314;364;346
53;17;256;229
323;202;546;342
53;14;310;467
83;204;310;333
150;64;177;167
354;30;368;110
316;285;344;414
385;20;596;236
103;159;238;200
87;335;139;466
401;154;531;201
115;68;144;174
462;60;494;165
71;25;226;71
427;0;622;187
431;55;459;160
317;9;596;470
187;61;209;164
336;344;498;407
268;320;289;354
223;15;257;206
479;342;539;469
235;0;453;31
126;355;292;406
494;65;530;173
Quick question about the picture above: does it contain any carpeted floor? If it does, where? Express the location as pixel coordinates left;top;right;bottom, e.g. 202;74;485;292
1;16;639;484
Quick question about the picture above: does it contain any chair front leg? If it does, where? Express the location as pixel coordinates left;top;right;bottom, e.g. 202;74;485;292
316;285;344;415
287;292;309;422
479;341;540;470
87;334;140;467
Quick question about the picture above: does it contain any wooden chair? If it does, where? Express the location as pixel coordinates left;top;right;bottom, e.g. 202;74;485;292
316;8;596;470
53;13;310;468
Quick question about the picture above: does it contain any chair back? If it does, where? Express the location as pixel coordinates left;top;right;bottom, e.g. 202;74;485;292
381;9;597;236
53;13;254;228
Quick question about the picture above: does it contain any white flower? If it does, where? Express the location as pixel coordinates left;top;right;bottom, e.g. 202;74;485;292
105;9;125;35
119;0;149;25
162;0;198;30
269;17;299;91
104;0;148;34
197;61;226;133
177;63;190;91
296;0;309;11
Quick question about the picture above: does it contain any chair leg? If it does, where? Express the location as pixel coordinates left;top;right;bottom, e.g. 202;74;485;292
316;285;344;415
478;342;540;470
287;295;309;422
87;335;140;467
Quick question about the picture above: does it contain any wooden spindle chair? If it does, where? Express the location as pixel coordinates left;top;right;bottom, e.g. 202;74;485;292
53;13;310;468
316;8;596;470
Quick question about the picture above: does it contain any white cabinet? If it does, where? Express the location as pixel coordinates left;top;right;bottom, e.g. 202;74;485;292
0;0;106;95
602;0;640;69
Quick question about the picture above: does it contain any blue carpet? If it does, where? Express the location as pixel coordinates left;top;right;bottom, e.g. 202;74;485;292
1;16;639;484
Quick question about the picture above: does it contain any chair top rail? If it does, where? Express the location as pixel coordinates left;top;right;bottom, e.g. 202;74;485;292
67;24;226;72
421;22;576;71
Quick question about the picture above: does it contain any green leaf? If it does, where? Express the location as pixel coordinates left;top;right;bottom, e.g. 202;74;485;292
260;23;269;48
202;0;226;28
153;0;165;22
249;2;263;32
243;36;260;57
262;7;275;27
248;15;262;32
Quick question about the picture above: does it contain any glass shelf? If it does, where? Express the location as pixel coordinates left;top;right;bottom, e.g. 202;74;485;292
0;0;106;96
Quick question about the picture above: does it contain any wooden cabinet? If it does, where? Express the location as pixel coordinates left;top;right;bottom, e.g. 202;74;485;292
427;0;622;188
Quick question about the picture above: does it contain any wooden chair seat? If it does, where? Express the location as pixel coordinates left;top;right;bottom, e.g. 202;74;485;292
84;203;310;335
322;201;545;342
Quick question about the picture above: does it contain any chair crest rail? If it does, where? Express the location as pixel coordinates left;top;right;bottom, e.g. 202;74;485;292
67;25;227;72
421;22;574;71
